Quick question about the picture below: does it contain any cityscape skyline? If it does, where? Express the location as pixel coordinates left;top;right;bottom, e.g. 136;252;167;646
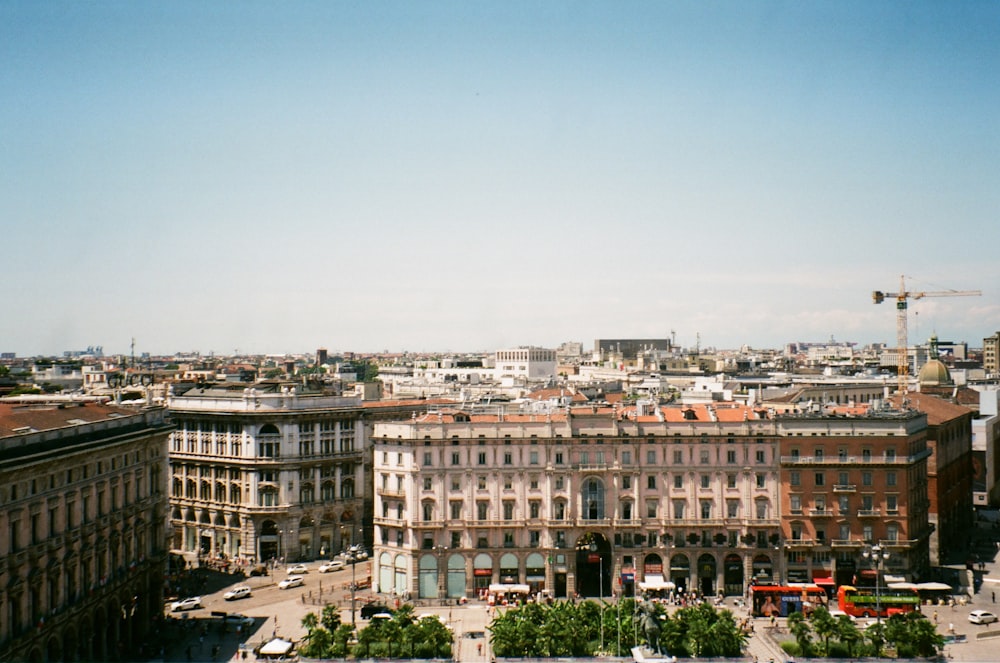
3;2;998;357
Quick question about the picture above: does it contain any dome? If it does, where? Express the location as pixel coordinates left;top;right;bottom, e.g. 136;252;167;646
918;359;952;386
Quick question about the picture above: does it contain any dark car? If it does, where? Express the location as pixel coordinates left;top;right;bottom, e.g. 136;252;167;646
360;603;393;619
248;565;268;577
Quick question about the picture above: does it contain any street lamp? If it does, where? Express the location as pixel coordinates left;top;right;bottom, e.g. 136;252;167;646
863;543;891;624
590;542;604;653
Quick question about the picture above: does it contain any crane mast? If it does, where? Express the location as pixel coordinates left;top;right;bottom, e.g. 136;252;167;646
872;275;981;395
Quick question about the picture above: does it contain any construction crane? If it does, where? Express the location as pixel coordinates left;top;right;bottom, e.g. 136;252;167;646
872;275;980;394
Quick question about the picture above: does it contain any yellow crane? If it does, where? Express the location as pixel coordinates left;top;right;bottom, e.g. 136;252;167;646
872;275;980;394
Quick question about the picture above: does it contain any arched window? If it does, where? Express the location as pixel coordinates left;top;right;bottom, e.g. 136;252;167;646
583;478;605;520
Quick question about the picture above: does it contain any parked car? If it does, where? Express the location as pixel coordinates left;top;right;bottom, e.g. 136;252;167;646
969;610;998;625
223;585;252;601
360;603;392;619
248;565;268;577
224;613;255;628
286;564;309;574
170;597;202;612
278;575;304;590
319;560;345;573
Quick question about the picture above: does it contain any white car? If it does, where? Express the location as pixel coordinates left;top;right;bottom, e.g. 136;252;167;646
969;610;998;625
170;596;202;612
319;560;345;573
286;564;309;574
223;585;252;601
278;575;304;590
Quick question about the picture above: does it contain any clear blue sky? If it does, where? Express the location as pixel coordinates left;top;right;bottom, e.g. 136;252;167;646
3;1;998;356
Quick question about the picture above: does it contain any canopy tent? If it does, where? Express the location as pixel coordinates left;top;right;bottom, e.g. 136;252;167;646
916;582;953;591
259;639;293;657
888;582;919;590
638;575;676;592
488;583;530;595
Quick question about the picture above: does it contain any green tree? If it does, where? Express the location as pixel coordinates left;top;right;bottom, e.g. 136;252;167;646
908;615;945;657
865;621;887;657
809;605;839;655
835;614;863;657
788;610;816;657
320;604;341;632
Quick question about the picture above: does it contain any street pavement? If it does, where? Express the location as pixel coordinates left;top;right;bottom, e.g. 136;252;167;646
164;528;1000;662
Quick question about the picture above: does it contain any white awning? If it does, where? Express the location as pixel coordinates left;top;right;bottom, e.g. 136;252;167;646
916;582;952;591
259;639;293;656
638;576;676;591
489;583;530;594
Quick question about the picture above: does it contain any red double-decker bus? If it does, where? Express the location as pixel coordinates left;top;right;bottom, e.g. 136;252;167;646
749;584;826;617
837;585;920;618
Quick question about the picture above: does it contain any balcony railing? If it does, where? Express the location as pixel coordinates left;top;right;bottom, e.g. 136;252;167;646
857;509;881;518
810;509;833;517
833;484;856;492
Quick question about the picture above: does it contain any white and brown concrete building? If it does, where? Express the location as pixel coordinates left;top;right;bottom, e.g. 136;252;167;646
0;399;172;662
165;383;366;564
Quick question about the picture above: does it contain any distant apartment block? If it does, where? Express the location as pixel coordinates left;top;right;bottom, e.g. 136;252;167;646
494;347;556;381
984;331;1000;375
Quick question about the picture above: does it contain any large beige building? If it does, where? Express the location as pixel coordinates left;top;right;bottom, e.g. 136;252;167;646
0;399;172;662
166;384;366;563
372;403;785;600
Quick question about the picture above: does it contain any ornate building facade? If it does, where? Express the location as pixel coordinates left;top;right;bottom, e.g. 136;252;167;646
372;403;785;600
0;399;171;662
166;384;366;564
372;401;933;601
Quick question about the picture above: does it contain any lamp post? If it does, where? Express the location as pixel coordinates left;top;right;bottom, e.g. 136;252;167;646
863;543;891;624
590;542;604;653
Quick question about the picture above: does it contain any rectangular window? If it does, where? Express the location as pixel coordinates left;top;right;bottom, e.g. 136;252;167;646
756;473;766;489
451;531;462;548
423;452;432;466
423;477;432;490
529;531;540;547
478;452;487;465
477;476;487;490
504;451;513;465
700;474;710;489
790;472;800;487
647;501;658;518
529;451;539;465
451;452;460;466
451;477;461;491
530;502;540;519
727;473;737;489
451;502;462;519
814;472;825;487
673;475;683;489
727;501;738;518
700;502;711;519
555;452;564;465
622;450;632;465
673;502;685;519
838;471;848;486
886;495;898;513
886;471;896;487
790;495;802;513
503;502;514;520
862;472;873;487
755;449;766;464
839;495;849;514
700;450;710;464
647;450;657;464
477;502;488;520
727;449;737;464
673;450;683;464
622;476;631;490
647;475;656;489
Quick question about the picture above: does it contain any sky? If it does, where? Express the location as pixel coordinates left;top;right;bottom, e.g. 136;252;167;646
2;1;999;357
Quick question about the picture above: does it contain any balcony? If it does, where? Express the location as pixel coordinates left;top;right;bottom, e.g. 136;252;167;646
831;539;862;547
857;509;881;518
833;484;856;493
809;509;833;517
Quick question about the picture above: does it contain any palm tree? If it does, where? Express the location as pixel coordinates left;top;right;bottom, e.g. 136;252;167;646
809;605;838;655
835;615;862;657
788;610;815;657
